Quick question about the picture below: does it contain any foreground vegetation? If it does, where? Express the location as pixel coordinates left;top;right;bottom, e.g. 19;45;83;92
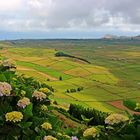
0;39;140;113
0;59;140;140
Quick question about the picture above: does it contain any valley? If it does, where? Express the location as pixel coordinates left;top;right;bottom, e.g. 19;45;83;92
1;39;140;113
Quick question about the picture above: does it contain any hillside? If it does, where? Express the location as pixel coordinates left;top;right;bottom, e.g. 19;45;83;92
1;39;140;114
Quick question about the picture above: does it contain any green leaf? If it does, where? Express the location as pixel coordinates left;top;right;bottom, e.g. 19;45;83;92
22;135;31;140
3;71;15;82
0;73;7;82
35;136;42;140
39;129;46;137
136;125;140;139
19;122;32;129
121;134;135;140
0;98;12;116
23;103;33;117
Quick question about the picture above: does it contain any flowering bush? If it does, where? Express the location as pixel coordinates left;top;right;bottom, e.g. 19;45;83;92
0;82;12;96
17;97;31;108
32;90;47;101
0;63;79;140
83;127;97;138
0;59;16;71
105;113;129;125
5;111;23;122
41;122;52;130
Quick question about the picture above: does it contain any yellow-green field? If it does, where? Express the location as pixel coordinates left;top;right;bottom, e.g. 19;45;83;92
1;39;140;113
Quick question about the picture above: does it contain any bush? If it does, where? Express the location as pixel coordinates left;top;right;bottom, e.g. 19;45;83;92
66;87;84;93
0;60;79;140
55;52;90;64
123;100;137;111
68;104;108;125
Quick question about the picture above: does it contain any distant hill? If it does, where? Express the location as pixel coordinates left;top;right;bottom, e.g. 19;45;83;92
134;35;140;40
103;34;140;40
103;34;118;39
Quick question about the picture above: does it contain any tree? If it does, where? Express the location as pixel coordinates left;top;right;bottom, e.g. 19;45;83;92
66;89;70;93
59;76;62;81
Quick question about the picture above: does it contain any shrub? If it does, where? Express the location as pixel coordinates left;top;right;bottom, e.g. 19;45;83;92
0;60;76;140
66;87;84;93
123;100;137;111
55;52;90;64
68;104;108;125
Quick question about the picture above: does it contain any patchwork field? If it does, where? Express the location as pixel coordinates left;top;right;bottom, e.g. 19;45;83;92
0;39;140;113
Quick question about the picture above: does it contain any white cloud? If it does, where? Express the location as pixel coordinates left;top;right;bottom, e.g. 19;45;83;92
0;0;22;11
0;0;139;33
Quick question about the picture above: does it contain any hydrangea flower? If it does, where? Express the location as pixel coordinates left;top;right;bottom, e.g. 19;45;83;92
105;113;129;125
32;90;46;101
71;136;79;140
1;59;16;70
44;135;57;140
5;111;23;122
17;97;31;108
83;127;97;138
41;122;52;130
41;105;48;111
0;82;12;96
39;88;49;93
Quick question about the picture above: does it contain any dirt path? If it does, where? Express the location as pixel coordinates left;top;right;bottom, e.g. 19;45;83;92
108;100;140;115
17;67;33;71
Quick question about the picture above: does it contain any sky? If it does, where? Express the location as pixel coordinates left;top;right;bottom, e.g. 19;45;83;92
0;0;140;39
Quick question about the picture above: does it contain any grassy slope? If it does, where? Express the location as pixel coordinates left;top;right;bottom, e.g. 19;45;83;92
1;39;140;112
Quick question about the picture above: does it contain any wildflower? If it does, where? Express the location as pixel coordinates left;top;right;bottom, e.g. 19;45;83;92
71;136;79;140
83;127;97;138
17;97;31;108
44;135;57;140
5;111;23;122
0;82;12;96
39;88;49;93
41;122;52;130
105;113;129;125
41;105;48;111
32;90;46;101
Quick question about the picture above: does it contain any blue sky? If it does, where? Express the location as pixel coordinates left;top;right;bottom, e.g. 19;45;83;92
0;0;140;40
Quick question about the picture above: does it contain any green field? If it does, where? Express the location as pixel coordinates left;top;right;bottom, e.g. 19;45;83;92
0;39;140;112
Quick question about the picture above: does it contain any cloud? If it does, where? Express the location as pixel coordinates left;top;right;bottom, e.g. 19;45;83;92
0;0;139;34
0;0;22;11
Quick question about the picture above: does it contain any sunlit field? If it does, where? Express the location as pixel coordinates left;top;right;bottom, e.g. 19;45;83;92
1;39;140;113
